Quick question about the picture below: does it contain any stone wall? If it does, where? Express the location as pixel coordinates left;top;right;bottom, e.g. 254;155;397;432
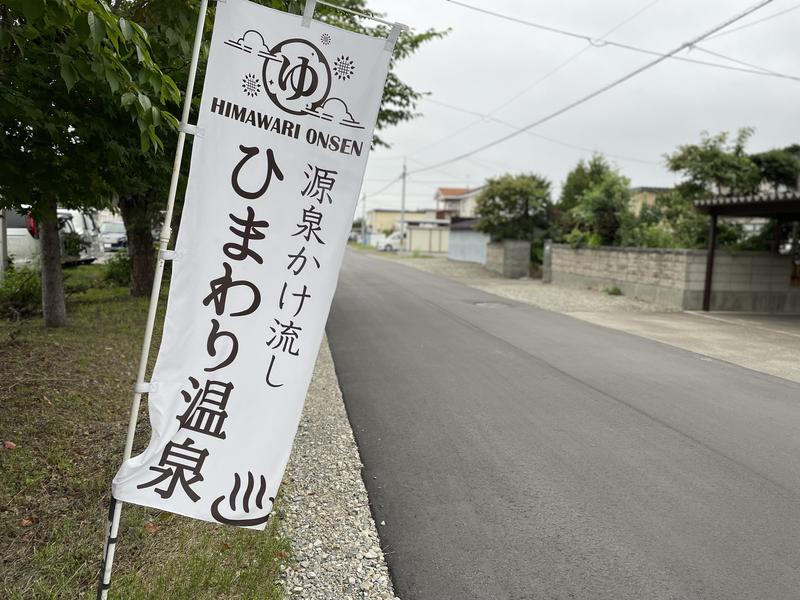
486;240;531;278
545;243;800;312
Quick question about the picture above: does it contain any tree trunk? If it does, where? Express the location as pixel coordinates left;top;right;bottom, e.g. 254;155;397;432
39;203;67;327
119;195;156;297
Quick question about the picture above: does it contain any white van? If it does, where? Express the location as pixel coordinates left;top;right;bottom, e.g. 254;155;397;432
3;208;101;266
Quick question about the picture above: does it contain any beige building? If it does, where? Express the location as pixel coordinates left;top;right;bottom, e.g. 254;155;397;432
630;186;671;215
366;209;430;234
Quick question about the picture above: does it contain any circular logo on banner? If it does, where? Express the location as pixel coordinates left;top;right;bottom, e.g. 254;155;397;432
262;38;331;116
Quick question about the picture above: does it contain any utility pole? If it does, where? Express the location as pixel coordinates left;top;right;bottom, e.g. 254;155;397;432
361;193;367;244
400;156;407;252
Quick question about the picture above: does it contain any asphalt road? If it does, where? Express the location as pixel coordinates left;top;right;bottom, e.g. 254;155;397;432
326;250;800;600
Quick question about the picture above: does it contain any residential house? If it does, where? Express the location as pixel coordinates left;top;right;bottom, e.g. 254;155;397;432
435;187;484;218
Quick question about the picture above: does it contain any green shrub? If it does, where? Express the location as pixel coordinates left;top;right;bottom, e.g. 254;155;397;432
604;285;623;296
104;251;131;287
0;267;41;319
62;231;90;258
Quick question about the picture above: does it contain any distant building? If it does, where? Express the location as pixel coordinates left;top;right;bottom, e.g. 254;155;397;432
629;186;671;215
366;208;429;234
435;186;484;218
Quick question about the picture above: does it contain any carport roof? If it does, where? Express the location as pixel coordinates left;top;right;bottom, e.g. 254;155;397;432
694;191;800;219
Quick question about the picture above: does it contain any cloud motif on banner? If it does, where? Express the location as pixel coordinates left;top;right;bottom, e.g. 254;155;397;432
225;28;363;128
307;97;365;130
224;29;272;58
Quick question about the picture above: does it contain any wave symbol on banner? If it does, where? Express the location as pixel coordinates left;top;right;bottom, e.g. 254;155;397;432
211;471;273;526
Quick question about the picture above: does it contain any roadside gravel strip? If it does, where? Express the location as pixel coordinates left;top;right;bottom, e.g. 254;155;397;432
279;336;399;600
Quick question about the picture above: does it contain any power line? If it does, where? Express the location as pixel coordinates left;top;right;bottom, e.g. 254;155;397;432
365;174;402;197
423;97;662;165
705;2;800;40
446;0;800;83
481;0;663;118
409;0;777;176
410;0;662;158
689;45;785;76
401;0;794;167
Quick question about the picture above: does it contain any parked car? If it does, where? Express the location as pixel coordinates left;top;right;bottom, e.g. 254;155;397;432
58;209;101;265
376;231;404;252
3;207;100;266
4;209;39;266
99;221;127;252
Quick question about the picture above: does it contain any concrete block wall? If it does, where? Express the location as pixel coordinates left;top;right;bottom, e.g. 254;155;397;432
549;245;692;308
548;244;800;312
486;240;530;278
684;251;800;311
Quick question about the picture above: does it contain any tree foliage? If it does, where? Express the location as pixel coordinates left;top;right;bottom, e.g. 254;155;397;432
475;174;552;241
0;0;446;320
566;169;631;247
664;128;761;198
751;147;800;192
0;0;181;325
554;154;613;240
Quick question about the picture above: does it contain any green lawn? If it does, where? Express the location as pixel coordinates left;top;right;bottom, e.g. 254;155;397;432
0;264;289;599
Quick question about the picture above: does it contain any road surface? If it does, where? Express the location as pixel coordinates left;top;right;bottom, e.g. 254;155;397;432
326;250;800;600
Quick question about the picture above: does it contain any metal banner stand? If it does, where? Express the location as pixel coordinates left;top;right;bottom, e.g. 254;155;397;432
96;1;209;597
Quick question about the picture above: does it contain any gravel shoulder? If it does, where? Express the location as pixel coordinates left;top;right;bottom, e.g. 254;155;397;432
280;336;398;600
374;252;670;313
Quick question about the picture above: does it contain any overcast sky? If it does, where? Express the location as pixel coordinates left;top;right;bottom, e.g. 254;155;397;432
358;0;800;212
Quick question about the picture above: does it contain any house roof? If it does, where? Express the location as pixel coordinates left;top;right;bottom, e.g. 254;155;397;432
436;186;485;201
435;187;471;199
694;191;800;219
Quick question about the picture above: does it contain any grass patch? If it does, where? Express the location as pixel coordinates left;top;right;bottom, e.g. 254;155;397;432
1;264;289;598
347;241;377;252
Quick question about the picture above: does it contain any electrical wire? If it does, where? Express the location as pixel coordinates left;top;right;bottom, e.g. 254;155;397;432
705;2;800;40
365;174;402;197
689;45;785;76
423;97;662;165
446;0;800;83
408;0;777;176
403;0;795;167
409;0;662;158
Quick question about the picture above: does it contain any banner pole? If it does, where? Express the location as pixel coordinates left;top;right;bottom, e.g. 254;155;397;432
97;1;210;597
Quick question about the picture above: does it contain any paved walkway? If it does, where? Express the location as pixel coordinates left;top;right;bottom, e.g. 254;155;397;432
372;251;800;383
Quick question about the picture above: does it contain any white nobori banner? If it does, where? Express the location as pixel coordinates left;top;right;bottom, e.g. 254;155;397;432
113;0;394;528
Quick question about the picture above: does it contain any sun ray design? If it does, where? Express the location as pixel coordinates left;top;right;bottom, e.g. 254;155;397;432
333;55;355;81
241;73;260;97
